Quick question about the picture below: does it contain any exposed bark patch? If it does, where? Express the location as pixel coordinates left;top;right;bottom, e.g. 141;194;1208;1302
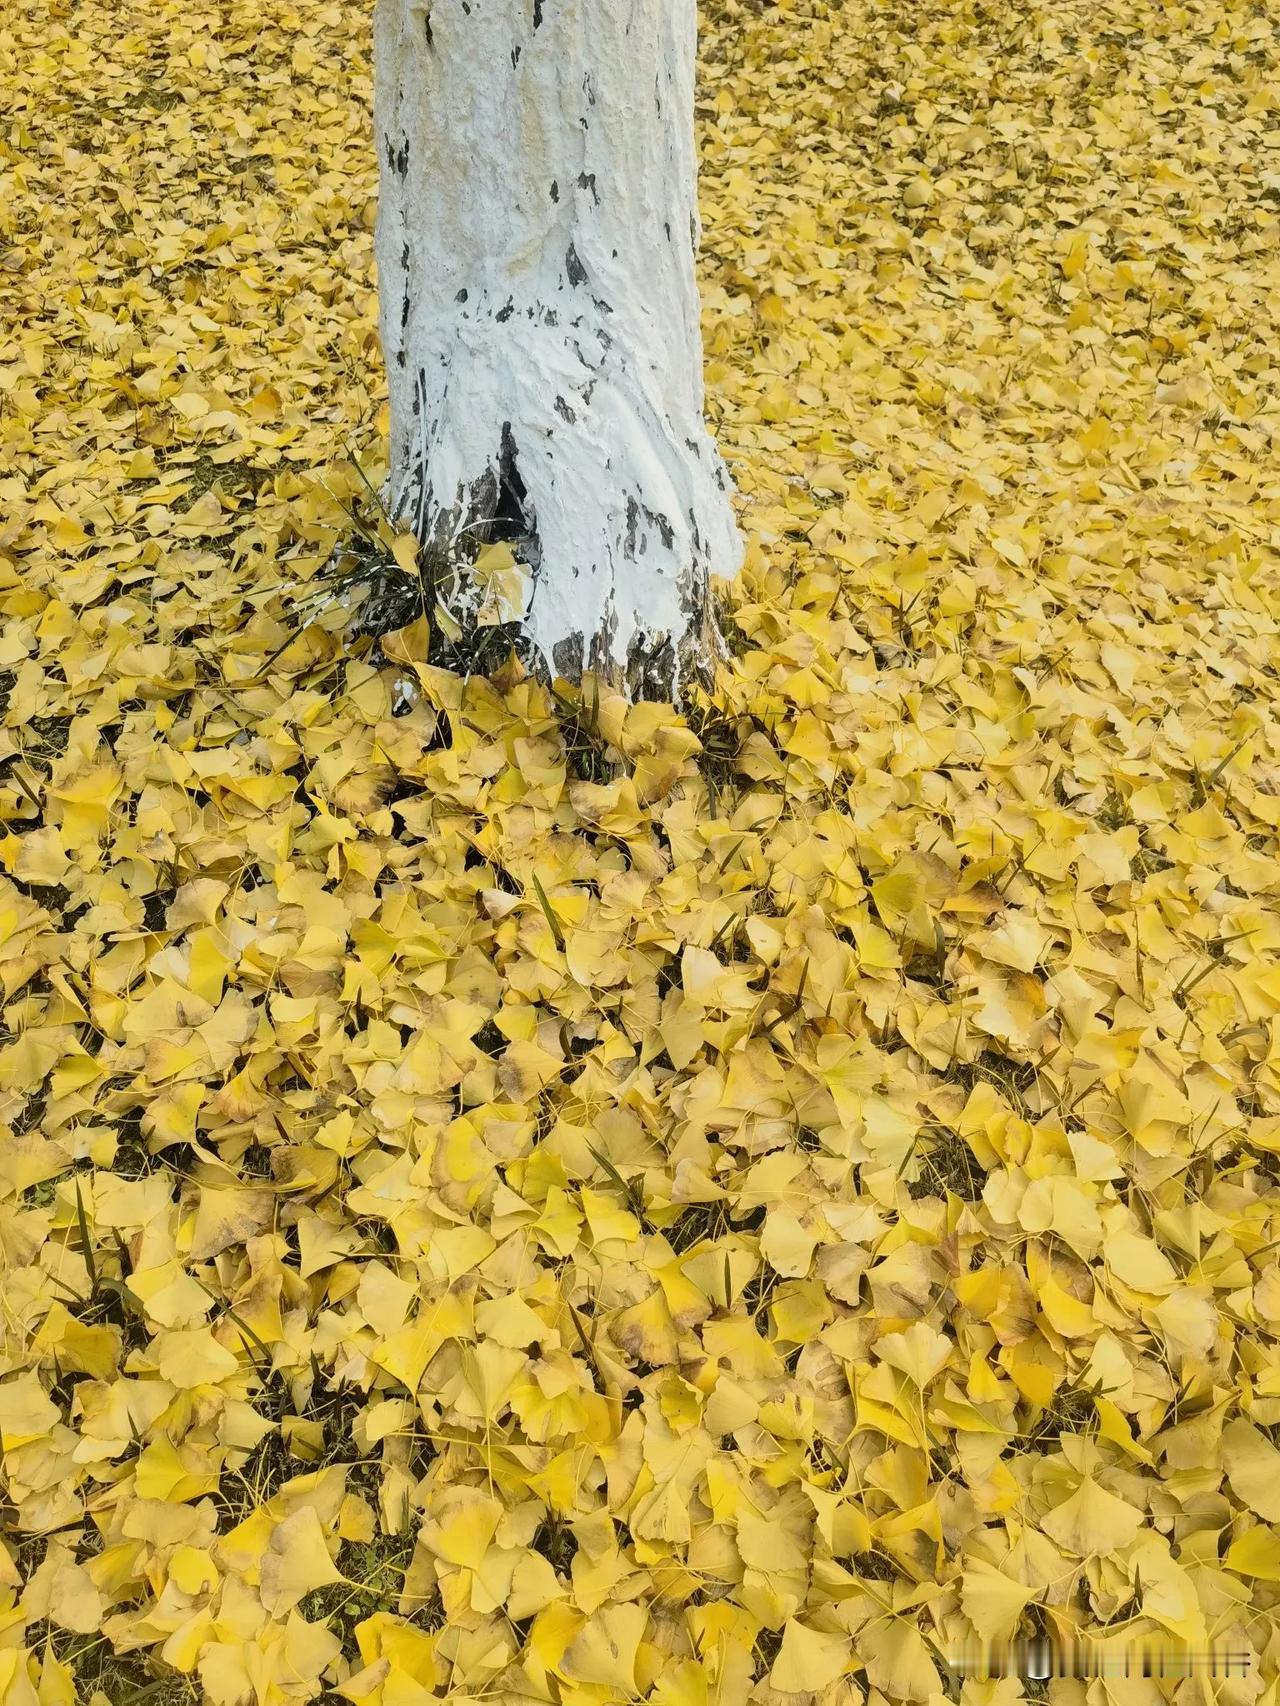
576;171;598;205
532;0;543;24
553;396;576;424
562;628;694;701
495;423;531;544
564;245;588;287
648;507;675;550
552;633;583;680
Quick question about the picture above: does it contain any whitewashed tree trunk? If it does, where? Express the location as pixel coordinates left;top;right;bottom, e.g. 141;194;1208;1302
372;0;742;695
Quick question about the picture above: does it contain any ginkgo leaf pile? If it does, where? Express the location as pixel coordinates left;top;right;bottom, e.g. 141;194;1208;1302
2;0;1280;1697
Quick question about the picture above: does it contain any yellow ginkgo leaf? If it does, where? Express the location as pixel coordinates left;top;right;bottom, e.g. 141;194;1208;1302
259;1506;345;1615
1041;1476;1143;1557
960;1559;1034;1643
759;1209;817;1278
421;1487;503;1572
1106;1231;1178;1294
875;1321;953;1386
1225;1526;1280;1582
154;1328;240;1389
473;1292;553;1349
1131;1539;1205;1646
769;1620;849;1692
562;1604;648;1691
1149;1288;1217;1361
859;1615;940;1702
0;1374;59;1451
0;1650;38;1706
353;1612;441;1690
391;531;419;574
1222;1420;1280;1523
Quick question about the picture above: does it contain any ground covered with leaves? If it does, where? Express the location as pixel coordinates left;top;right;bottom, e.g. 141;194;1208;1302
2;0;1280;1698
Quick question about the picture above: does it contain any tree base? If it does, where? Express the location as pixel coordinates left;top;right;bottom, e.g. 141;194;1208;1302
349;520;730;708
381;304;740;704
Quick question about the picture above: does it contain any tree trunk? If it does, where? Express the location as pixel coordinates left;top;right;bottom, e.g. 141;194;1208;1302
372;0;742;697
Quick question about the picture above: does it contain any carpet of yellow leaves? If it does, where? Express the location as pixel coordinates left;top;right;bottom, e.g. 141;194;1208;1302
2;0;1280;1698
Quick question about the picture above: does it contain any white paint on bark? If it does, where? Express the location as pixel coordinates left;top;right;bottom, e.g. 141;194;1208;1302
373;0;741;687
